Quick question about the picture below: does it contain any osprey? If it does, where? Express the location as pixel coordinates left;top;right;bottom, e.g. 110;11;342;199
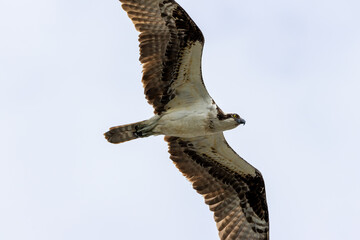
105;0;269;239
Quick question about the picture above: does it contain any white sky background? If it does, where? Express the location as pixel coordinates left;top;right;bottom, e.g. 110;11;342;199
1;0;360;239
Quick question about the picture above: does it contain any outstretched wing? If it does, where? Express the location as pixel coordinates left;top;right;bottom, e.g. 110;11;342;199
120;0;212;114
165;133;269;240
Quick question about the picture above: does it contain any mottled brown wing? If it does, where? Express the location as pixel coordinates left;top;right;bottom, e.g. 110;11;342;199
120;0;207;114
165;133;269;240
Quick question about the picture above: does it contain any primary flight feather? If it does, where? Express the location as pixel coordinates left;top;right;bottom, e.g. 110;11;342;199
104;0;269;239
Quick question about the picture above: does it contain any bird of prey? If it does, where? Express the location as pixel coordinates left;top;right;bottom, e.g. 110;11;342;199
104;0;269;239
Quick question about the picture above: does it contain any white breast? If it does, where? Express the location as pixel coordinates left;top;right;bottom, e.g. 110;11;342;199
153;104;216;138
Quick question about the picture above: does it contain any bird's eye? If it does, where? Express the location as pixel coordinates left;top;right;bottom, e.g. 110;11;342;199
232;114;237;118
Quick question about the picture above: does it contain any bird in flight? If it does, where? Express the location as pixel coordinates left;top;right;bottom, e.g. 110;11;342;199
104;0;269;239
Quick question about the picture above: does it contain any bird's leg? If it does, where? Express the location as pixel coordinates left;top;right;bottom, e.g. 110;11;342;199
134;125;147;137
133;116;159;137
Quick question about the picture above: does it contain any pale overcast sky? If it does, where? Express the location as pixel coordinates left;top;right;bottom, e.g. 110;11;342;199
1;0;360;239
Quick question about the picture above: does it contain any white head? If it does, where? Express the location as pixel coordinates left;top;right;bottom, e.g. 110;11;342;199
215;112;246;132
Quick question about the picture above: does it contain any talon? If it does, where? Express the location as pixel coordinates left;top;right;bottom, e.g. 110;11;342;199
134;131;143;137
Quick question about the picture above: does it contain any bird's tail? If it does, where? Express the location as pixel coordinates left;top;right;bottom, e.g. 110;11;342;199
104;120;149;144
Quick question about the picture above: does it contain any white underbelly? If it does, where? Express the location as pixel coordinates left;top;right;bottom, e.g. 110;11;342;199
153;111;211;137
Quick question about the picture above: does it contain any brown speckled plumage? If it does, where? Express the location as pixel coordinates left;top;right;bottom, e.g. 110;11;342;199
121;0;204;114
165;134;269;240
106;1;270;239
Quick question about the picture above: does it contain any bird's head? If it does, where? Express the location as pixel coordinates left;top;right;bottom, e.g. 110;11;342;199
227;113;246;125
216;111;246;131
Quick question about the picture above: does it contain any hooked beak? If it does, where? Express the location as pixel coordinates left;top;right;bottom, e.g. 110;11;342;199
236;117;246;125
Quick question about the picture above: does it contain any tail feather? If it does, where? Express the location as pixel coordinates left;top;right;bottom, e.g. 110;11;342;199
104;120;147;144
